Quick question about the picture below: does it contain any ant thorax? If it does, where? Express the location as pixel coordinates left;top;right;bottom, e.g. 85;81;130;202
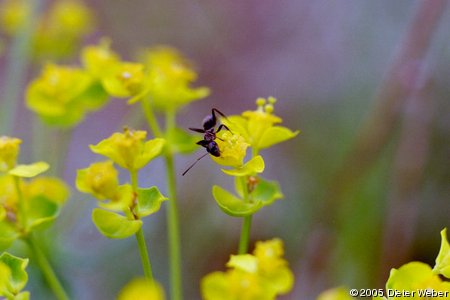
203;130;216;142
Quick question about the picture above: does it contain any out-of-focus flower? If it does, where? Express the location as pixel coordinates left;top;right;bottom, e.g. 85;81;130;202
26;63;109;127
76;161;119;200
47;0;93;37
0;175;18;215
138;46;209;109
0;0;29;35
117;278;165;300
0;136;21;172
1;0;94;60
89;128;165;171
101;62;146;98
201;238;294;300
81;39;120;79
26;177;70;205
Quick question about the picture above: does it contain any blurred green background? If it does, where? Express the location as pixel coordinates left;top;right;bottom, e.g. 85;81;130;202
1;0;450;299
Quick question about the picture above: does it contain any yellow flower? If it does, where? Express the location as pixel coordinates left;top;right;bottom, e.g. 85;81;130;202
81;39;120;79
89;128;165;171
224;97;299;152
0;137;21;172
139;46;209;110
0;0;29;35
0;175;18;214
117;278;165;300
47;0;93;37
26;177;70;204
253;238;287;274
211;131;249;167
26;63;109;127
101;62;146;98
201;238;294;300
76;161;119;200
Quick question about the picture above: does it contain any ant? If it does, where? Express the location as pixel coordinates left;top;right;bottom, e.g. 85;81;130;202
182;108;231;176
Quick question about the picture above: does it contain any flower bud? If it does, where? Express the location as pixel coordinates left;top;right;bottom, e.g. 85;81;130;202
76;161;119;200
0;136;21;172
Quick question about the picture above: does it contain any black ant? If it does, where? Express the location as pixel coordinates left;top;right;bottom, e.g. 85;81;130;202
182;108;230;176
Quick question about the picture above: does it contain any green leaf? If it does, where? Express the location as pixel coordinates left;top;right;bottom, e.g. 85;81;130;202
14;291;30;300
135;187;168;218
0;222;20;251
212;185;262;217
256;126;299;150
222;156;265;177
165;127;198;154
8;162;49;178
135;138;166;170
235;176;284;207
0;253;28;295
75;81;109;111
25;196;60;232
0;261;12;298
386;262;435;290
434;228;450;279
92;208;142;239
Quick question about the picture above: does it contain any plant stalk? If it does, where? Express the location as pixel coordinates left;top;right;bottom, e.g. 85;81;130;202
130;169;154;281
25;234;69;300
0;0;42;133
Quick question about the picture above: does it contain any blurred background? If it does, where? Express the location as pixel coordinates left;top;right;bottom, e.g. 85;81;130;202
1;0;450;299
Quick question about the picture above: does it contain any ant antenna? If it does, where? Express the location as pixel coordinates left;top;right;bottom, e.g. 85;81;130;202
182;152;209;176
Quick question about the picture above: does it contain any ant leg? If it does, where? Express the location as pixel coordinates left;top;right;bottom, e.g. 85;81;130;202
189;127;206;133
196;140;209;147
216;124;231;133
212;108;227;120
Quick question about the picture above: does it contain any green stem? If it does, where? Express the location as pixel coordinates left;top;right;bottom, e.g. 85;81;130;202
164;152;182;300
14;177;69;299
165;110;183;300
238;175;252;254
238;215;253;254
130;169;154;281
135;227;154;281
25;234;69;300
141;97;162;137
25;233;69;300
13;176;26;229
0;0;42;133
141;98;183;300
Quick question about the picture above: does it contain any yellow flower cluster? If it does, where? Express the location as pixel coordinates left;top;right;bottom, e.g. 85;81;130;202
26;39;209;128
77;128;165;210
0;0;94;60
201;239;294;300
76;128;167;239
0;137;69;242
138;46;210;110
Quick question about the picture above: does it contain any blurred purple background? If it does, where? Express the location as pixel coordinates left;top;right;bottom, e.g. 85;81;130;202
1;0;450;299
